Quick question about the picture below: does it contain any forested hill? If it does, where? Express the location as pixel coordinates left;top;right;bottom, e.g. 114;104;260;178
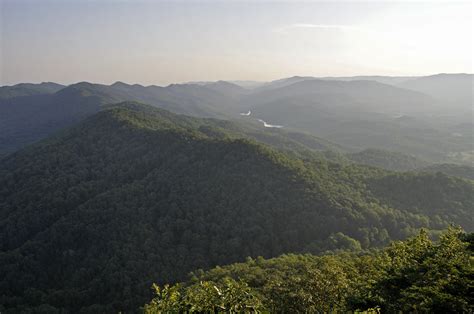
0;102;473;313
418;163;474;181
0;82;64;99
144;228;473;313
2;76;472;164
347;148;429;171
0;80;240;156
346;149;474;181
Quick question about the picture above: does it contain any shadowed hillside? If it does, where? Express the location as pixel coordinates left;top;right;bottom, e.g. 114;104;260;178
0;103;472;312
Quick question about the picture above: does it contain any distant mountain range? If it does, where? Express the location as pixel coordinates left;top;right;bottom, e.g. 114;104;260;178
0;82;64;99
1;74;472;163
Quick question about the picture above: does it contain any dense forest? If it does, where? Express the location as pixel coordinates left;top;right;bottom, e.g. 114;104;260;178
347;148;429;171
0;103;472;312
2;0;473;311
144;227;473;313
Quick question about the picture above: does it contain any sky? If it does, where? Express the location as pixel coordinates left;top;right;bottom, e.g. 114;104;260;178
1;0;472;86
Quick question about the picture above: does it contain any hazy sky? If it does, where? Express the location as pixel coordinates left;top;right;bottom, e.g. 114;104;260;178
1;0;472;86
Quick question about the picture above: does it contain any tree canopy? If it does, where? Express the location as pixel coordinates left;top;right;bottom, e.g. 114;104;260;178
0;103;472;312
145;228;473;313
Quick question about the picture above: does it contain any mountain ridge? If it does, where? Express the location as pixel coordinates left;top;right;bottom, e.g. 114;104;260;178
1;102;472;312
1;74;472;163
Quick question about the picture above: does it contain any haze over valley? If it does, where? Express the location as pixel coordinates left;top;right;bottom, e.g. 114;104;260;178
0;1;473;313
2;73;473;163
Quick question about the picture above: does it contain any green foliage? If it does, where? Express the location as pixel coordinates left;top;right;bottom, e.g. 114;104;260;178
151;228;472;313
372;227;473;312
144;278;263;313
143;284;183;313
367;172;474;231
0;103;472;312
262;256;351;312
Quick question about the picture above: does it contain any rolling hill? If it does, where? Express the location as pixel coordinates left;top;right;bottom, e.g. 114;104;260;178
347;148;430;171
397;73;474;106
0;81;246;156
245;78;434;115
0;82;64;99
239;79;472;162
0;102;472;312
417;163;474;181
1;74;472;163
346;149;474;180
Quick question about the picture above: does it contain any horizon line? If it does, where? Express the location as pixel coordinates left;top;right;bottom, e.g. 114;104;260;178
1;72;472;88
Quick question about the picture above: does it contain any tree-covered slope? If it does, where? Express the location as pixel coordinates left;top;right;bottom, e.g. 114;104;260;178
366;172;474;230
0;81;243;156
418;163;474;181
347;149;474;181
0;103;472;313
144;228;473;313
347;148;430;171
0;81;341;158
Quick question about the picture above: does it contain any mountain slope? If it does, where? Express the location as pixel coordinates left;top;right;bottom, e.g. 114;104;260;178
0;80;341;158
255;76;316;91
0;81;246;156
347;149;474;181
238;79;471;162
347;148;430;171
321;75;414;85
246;79;434;114
398;73;473;106
0;102;472;312
2;75;472;163
417;163;474;181
0;85;105;156
0;82;64;99
144;228;473;313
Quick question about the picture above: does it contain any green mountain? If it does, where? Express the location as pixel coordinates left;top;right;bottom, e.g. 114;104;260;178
347;148;430;171
0;81;342;158
417;163;474;181
2;75;472;164
346;149;474;181
0;81;245;156
0;102;472;312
